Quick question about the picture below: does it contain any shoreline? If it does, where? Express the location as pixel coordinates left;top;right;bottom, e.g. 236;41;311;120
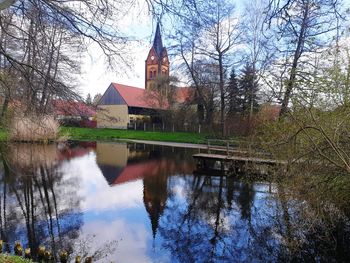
60;127;213;145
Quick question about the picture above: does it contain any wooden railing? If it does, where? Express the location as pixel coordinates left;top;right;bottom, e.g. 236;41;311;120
206;139;268;158
206;139;246;156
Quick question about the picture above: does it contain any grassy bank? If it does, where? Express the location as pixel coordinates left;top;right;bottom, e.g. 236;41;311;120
0;129;7;141
0;255;33;263
60;127;212;144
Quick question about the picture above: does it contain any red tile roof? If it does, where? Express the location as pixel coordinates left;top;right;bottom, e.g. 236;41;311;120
111;83;195;110
176;87;194;104
111;83;153;109
112;159;195;186
112;160;161;185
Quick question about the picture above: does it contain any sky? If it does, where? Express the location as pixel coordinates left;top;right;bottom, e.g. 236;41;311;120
77;0;350;99
77;0;246;99
78;2;155;99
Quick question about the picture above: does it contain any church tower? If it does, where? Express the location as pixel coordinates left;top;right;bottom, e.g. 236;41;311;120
145;23;169;90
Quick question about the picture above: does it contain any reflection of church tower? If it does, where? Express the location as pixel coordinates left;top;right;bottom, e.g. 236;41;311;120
145;23;170;90
143;174;168;238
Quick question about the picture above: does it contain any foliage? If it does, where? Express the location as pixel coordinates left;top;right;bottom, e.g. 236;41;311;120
93;94;102;106
239;64;260;114
86;94;92;106
0;255;33;263
227;67;241;114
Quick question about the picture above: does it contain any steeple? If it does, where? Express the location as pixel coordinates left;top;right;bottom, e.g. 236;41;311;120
153;23;164;58
145;22;169;90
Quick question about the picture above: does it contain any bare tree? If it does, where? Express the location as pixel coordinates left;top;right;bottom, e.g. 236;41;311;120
265;0;343;116
242;0;270;121
0;0;135;116
170;0;240;136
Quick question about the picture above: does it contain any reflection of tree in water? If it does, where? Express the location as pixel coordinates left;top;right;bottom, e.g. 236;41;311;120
140;144;198;241
158;170;350;262
158;173;295;262
0;143;82;261
0;143;117;262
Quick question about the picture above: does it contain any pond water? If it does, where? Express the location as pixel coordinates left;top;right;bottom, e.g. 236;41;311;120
0;141;349;262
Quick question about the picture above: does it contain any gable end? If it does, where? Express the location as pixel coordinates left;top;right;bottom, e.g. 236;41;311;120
98;84;127;105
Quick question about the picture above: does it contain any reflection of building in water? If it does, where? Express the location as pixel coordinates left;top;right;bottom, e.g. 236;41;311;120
95;142;196;239
95;142;195;186
96;142;129;184
143;173;168;238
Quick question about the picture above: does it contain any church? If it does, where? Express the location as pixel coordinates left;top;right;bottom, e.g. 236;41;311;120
96;23;178;129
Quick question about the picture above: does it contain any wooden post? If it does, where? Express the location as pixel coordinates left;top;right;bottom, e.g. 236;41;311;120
198;124;201;134
37;246;46;261
60;250;68;263
14;242;23;256
24;248;31;259
162;122;165;131
134;122;136;130
144;123;146;131
172;124;175;132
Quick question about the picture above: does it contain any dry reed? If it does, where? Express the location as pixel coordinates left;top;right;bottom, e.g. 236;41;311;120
9;114;59;142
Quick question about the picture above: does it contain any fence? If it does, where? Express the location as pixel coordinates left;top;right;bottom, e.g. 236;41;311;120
126;119;257;137
127;122;218;134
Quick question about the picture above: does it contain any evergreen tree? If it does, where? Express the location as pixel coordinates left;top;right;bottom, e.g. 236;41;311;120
86;93;92;105
239;64;259;115
227;67;243;114
93;93;102;105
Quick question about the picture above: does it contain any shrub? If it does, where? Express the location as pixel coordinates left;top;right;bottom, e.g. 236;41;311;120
9;114;59;142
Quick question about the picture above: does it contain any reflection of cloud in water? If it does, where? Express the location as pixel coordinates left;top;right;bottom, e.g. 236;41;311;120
60;153;144;212
81;219;152;263
170;178;187;201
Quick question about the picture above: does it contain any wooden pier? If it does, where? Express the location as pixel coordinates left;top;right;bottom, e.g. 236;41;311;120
193;153;286;166
193;140;286;175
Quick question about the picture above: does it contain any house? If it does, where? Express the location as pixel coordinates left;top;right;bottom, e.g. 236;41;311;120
96;83;166;129
53;100;96;127
53;100;96;120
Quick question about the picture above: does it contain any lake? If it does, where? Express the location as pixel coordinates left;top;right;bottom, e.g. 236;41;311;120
0;141;349;262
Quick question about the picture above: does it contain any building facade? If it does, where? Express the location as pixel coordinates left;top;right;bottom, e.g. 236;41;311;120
145;23;169;90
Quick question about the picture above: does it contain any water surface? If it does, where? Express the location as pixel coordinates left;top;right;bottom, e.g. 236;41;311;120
0;141;349;262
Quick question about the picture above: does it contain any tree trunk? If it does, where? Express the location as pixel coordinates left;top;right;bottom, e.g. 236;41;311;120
280;2;309;117
219;53;225;137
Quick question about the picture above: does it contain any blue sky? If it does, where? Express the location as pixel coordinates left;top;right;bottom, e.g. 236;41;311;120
78;0;248;98
78;0;350;99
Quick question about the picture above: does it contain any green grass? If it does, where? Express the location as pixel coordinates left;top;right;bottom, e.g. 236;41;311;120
0;129;7;141
60;127;212;144
0;255;33;263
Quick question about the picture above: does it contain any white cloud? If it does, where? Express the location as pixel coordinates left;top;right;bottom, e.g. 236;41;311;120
80;219;152;263
61;153;145;212
77;1;156;97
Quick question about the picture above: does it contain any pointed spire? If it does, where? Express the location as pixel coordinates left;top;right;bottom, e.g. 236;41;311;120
153;22;163;58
